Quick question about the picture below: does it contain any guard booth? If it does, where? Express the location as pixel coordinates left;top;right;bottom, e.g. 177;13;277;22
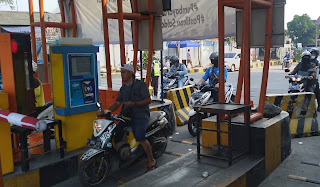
50;38;100;152
0;33;36;175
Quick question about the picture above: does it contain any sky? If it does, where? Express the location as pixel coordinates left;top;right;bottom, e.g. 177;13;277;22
0;0;319;26
0;0;59;13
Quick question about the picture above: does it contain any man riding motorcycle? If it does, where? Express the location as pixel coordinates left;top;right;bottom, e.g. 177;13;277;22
309;48;320;111
196;52;228;101
165;55;188;88
104;64;156;172
285;51;317;93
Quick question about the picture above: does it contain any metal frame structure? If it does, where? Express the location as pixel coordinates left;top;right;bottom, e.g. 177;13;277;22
101;0;155;89
218;0;273;122
28;0;77;82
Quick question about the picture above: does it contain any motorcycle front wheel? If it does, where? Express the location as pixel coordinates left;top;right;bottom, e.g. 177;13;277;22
79;156;110;186
152;137;167;159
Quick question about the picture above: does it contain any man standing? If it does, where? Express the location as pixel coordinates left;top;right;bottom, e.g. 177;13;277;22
151;51;160;97
104;64;156;172
187;49;193;68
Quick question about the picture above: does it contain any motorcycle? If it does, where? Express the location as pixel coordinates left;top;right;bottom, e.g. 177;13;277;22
285;69;315;93
282;56;291;69
79;103;170;186
187;82;235;136
163;75;194;97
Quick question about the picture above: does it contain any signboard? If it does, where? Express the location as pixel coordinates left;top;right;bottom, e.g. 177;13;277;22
69;0;236;44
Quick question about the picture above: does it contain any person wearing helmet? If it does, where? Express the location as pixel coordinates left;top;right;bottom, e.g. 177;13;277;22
32;61;45;110
196;52;228;87
309;48;320;111
310;48;319;64
285;51;316;92
166;55;188;87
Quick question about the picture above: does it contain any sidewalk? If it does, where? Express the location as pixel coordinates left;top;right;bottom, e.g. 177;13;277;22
259;136;320;187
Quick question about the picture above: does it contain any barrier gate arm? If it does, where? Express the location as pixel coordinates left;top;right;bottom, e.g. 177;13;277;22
0;109;49;131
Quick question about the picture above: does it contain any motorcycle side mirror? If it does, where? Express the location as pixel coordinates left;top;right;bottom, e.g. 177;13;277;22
190;78;194;81
284;69;290;72
96;102;101;108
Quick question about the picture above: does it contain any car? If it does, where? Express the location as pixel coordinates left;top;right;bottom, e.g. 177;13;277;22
224;52;252;72
224;52;240;72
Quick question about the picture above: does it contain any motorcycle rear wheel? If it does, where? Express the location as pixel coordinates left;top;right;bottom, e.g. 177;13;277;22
79;156;110;186
188;115;199;137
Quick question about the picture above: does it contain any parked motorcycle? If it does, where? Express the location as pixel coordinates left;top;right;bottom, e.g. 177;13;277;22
79;103;170;186
187;82;235;136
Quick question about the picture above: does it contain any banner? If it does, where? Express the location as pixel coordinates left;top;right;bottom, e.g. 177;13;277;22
71;0;236;44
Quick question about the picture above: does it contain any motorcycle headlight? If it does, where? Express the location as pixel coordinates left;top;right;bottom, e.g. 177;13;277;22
94;121;102;132
296;78;301;82
291;77;296;81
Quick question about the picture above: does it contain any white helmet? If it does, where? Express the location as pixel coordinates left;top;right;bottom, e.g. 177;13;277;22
301;51;311;58
32;61;37;72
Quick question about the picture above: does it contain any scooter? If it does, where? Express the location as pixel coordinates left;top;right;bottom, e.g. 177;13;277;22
79;103;170;186
187;82;234;136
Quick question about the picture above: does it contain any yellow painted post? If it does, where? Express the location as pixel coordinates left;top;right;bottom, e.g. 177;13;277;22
0;91;14;175
0;154;3;187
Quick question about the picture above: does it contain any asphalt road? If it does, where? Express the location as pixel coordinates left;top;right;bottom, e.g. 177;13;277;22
55;64;295;187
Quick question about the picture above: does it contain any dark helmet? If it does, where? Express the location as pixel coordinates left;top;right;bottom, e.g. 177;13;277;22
170;55;179;65
309;48;319;57
209;52;219;64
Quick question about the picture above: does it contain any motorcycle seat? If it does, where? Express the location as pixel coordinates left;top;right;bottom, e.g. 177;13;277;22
124;111;165;133
148;111;163;126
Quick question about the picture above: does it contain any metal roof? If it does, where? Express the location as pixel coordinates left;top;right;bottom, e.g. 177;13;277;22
0;11;61;26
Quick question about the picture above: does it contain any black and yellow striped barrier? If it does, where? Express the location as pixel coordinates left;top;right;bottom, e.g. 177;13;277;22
266;92;319;138
188;68;206;73
166;85;195;126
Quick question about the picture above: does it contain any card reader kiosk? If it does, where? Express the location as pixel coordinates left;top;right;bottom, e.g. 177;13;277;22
50;46;99;116
50;43;99;151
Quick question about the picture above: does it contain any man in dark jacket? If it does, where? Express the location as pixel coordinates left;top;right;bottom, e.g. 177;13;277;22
104;64;156;172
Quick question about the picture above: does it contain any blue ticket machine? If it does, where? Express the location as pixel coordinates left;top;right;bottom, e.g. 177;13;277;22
50;45;100;151
50;45;100;116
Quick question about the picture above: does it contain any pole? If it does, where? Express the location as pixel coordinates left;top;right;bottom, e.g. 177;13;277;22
102;0;112;89
218;0;225;103
140;51;143;81
132;0;139;74
117;0;126;65
243;0;251;106
257;0;273;114
59;0;66;37
160;50;164;103
39;0;49;83
145;0;154;86
28;0;38;78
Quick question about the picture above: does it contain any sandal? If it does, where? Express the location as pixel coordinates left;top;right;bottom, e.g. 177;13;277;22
146;161;157;173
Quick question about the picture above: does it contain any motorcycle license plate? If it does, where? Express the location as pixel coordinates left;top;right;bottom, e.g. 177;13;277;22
80;148;104;161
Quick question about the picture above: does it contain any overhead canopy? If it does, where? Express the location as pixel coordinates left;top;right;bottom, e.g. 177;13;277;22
64;0;236;44
168;40;201;48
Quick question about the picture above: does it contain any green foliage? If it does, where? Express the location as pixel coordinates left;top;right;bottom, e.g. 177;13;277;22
287;14;316;46
0;0;15;10
142;51;149;64
142;51;157;64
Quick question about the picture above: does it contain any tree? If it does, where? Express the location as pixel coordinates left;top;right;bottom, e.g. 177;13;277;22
0;0;15;10
287;14;316;46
